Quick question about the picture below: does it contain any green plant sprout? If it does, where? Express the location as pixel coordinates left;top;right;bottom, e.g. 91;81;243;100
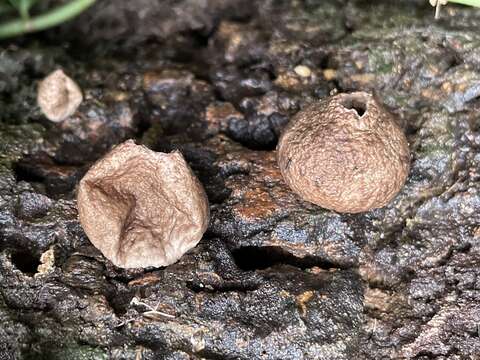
0;0;95;39
431;0;480;19
449;0;480;5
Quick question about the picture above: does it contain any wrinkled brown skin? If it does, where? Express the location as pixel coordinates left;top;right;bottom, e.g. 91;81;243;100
77;140;209;268
277;92;410;213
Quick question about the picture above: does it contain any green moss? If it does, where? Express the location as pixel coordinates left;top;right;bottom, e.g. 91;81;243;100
23;344;109;360
368;50;395;74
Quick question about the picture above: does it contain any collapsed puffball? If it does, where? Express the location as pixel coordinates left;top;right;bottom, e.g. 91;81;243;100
37;69;83;122
77;140;210;269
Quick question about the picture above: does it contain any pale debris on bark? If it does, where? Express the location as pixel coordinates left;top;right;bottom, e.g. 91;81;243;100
37;69;83;122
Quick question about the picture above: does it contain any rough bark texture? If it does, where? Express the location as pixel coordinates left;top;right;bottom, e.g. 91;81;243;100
1;0;480;359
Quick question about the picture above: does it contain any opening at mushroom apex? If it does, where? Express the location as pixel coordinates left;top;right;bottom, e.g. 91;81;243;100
339;94;368;117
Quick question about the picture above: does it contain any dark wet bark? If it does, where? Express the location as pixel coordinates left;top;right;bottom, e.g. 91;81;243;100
1;0;480;359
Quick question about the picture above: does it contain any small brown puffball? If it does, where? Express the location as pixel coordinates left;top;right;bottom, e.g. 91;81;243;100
37;69;83;122
277;92;410;213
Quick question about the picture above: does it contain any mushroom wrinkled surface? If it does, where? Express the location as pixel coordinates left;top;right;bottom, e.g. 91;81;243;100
37;69;83;122
77;140;209;268
277;92;410;213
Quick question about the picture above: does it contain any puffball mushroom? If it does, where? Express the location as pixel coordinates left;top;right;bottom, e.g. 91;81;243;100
77;140;209;268
277;92;410;213
37;69;83;122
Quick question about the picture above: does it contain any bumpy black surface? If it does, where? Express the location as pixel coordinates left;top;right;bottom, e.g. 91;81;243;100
1;0;480;359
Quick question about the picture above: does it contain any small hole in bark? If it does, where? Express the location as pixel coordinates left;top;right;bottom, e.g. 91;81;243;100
13;161;44;183
232;246;336;271
13;153;84;199
11;250;41;275
105;290;135;316
340;94;368;117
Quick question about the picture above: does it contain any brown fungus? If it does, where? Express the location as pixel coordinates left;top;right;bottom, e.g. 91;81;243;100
37;69;83;122
77;140;209;268
277;92;410;213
